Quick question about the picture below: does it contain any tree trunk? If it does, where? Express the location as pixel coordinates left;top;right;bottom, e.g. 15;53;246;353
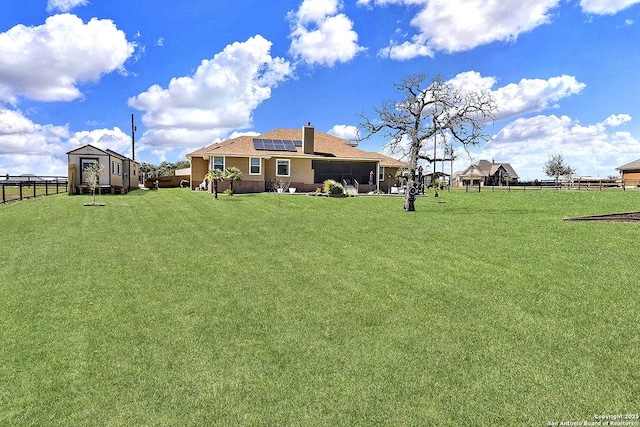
214;182;218;199
404;198;415;211
404;184;416;211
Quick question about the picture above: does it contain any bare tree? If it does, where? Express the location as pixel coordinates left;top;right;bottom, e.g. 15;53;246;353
543;154;575;188
359;73;497;210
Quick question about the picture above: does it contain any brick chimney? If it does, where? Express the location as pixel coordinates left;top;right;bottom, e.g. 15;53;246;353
302;122;314;155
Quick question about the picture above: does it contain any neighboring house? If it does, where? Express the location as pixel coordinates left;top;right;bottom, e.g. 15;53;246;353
67;144;139;194
4;174;45;184
616;159;640;187
187;124;408;194
454;159;519;187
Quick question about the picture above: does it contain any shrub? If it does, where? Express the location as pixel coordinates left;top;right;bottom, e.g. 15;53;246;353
323;179;344;195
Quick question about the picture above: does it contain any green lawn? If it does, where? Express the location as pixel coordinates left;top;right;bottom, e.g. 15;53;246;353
1;189;638;426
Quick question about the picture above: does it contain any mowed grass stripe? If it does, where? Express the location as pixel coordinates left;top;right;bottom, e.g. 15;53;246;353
0;189;638;425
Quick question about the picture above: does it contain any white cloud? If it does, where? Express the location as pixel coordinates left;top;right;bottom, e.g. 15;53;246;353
370;72;597;179
366;0;561;59
328;124;360;140
128;35;293;149
0;14;135;103
580;0;640;14
0;108;69;155
66;127;134;158
443;71;585;121
0;107;71;175
369;0;640;59
0;107;139;175
47;0;89;12
289;0;366;66
476;114;640;180
490;75;586;120
0;153;70;176
378;39;433;61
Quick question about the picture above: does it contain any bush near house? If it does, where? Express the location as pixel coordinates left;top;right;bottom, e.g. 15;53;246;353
323;179;344;195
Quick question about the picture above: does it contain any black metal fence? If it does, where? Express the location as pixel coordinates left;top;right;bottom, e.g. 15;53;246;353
1;176;68;204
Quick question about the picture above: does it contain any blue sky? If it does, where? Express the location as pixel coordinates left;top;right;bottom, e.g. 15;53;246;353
2;0;640;180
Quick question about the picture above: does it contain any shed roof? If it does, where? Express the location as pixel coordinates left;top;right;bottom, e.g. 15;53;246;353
616;158;640;171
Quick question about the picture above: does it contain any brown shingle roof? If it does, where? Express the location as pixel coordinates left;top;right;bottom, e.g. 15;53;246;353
187;128;409;167
474;159;519;179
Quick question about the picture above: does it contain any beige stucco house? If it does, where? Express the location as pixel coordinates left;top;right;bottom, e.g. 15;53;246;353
187;124;408;194
67;145;139;194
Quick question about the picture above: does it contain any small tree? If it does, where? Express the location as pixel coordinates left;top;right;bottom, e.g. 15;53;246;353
224;166;243;195
204;168;225;199
83;163;104;205
274;176;290;192
543;154;574;188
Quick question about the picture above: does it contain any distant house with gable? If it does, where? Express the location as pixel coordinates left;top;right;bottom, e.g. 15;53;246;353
454;159;519;187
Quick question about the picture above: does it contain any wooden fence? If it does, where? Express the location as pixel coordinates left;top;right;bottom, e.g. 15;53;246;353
460;178;636;193
1;176;68;204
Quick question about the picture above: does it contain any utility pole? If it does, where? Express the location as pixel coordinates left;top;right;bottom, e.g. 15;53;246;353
131;114;136;162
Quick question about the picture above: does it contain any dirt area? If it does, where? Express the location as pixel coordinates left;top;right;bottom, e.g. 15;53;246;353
563;212;640;222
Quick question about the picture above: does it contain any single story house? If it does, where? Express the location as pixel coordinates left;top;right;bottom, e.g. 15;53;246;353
187;124;408;194
616;159;640;187
454;159;519;187
67;144;140;194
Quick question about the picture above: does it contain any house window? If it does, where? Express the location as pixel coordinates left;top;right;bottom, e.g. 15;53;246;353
276;159;290;177
379;166;385;181
112;161;116;174
117;163;121;176
213;156;224;171
249;157;261;175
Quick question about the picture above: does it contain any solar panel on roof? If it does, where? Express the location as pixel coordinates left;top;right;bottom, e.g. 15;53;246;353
252;138;298;152
282;140;296;151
